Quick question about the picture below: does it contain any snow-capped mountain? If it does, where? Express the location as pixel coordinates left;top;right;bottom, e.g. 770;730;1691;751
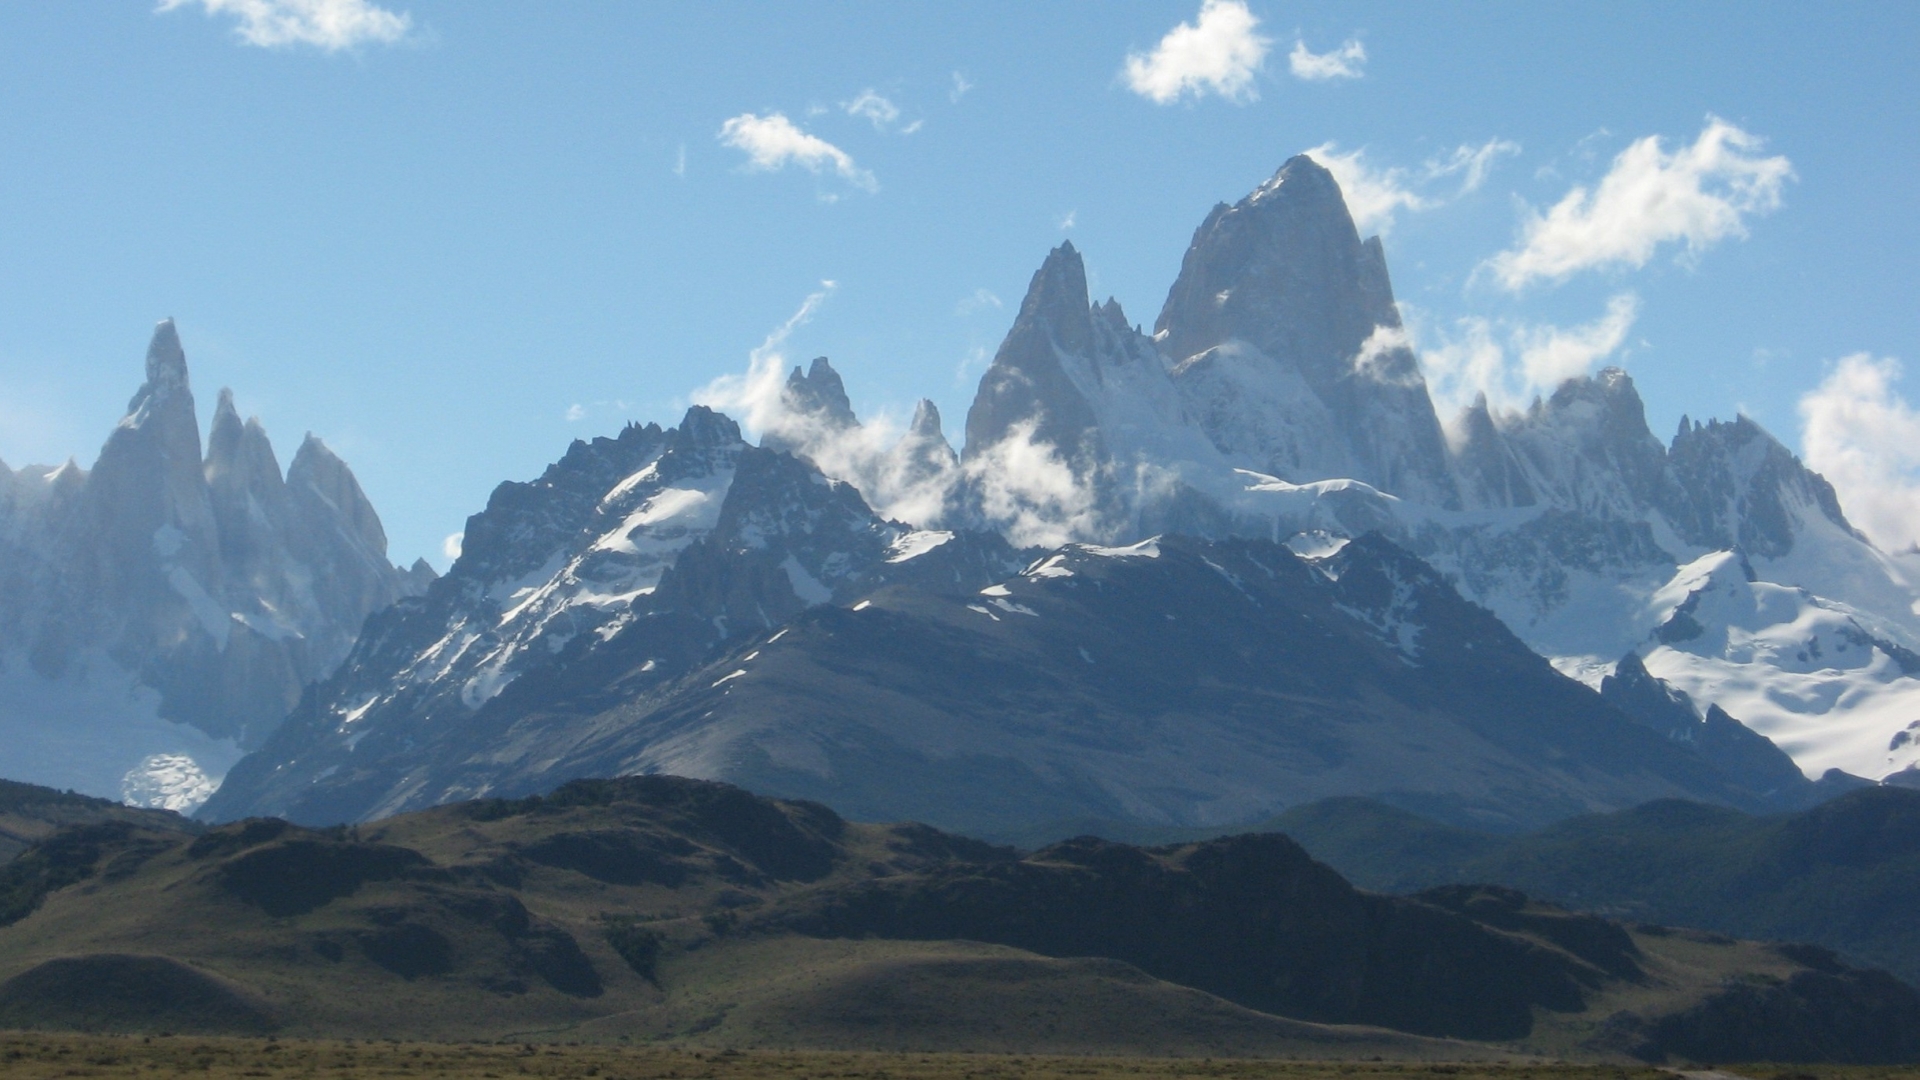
204;412;1818;832
200;152;1917;829
199;405;1024;824
949;155;1920;785
0;320;429;811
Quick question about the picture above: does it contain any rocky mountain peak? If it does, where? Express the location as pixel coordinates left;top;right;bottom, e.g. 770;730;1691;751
1663;413;1856;557
908;398;944;439
782;357;858;430
1151;154;1456;505
141;318;189;398
288;434;387;560
962;241;1102;465
672;404;745;454
204;390;283;493
1016;240;1096;355
1154;153;1388;368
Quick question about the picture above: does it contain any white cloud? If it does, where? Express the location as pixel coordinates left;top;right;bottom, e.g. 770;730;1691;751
950;71;974;103
565;404;585;422
955;289;1003;317
1484;117;1793;290
1417;292;1640;418
1349;325;1421;387
442;532;463;562
718;112;878;193
1059;210;1077;231
1288;38;1365;81
1308;139;1521;236
693;283;970;530
845;89;912;133
1424;138;1521;195
1305;143;1430;235
692;286;1113;547
1124;0;1271;105
157;0;409;50
1799;355;1920;553
964;420;1103;549
673;144;686;178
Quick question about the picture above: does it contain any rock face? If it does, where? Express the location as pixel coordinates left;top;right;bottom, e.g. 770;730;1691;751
206;489;1821;833
1155;155;1458;508
0;321;427;811
200;407;1024;826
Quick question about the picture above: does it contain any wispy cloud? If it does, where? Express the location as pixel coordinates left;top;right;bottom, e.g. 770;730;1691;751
843;89;921;134
1288;37;1365;81
1417;293;1641;418
694;283;966;529
157;0;410;51
1484;117;1793;290
718;112;878;193
1305;143;1429;235
1124;0;1271;105
1058;210;1077;231
950;71;974;103
955;289;1003;317
672;144;686;178
1425;138;1521;195
1306;138;1519;235
1799;354;1920;553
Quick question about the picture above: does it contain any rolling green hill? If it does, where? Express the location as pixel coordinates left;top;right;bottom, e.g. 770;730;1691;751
1;775;1916;1063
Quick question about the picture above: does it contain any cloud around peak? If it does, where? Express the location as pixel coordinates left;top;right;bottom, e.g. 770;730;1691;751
1124;0;1271;105
1484;117;1793;290
1799;354;1920;554
1288;37;1366;81
718;112;878;194
1418;292;1641;422
1307;137;1519;235
157;0;411;51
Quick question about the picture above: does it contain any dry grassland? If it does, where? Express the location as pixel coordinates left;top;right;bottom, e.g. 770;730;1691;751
0;1034;1910;1080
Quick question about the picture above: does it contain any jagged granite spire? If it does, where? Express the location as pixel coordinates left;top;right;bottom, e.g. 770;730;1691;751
783;357;858;429
288;433;389;562
962;240;1103;464
1154;155;1458;506
205;389;292;569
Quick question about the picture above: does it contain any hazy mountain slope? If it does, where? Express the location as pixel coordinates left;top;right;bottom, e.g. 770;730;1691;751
0;321;428;809
1237;786;1920;988
5;775;1915;1062
304;532;1830;839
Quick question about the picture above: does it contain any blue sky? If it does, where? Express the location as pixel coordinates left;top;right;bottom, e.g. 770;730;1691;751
2;2;1917;567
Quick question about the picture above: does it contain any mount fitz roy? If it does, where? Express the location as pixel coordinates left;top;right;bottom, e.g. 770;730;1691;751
0;321;430;810
954;154;1920;787
27;153;1920;835
198;156;1908;834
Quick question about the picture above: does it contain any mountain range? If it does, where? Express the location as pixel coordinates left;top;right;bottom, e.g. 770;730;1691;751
197;154;1916;834
9;153;1920;840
